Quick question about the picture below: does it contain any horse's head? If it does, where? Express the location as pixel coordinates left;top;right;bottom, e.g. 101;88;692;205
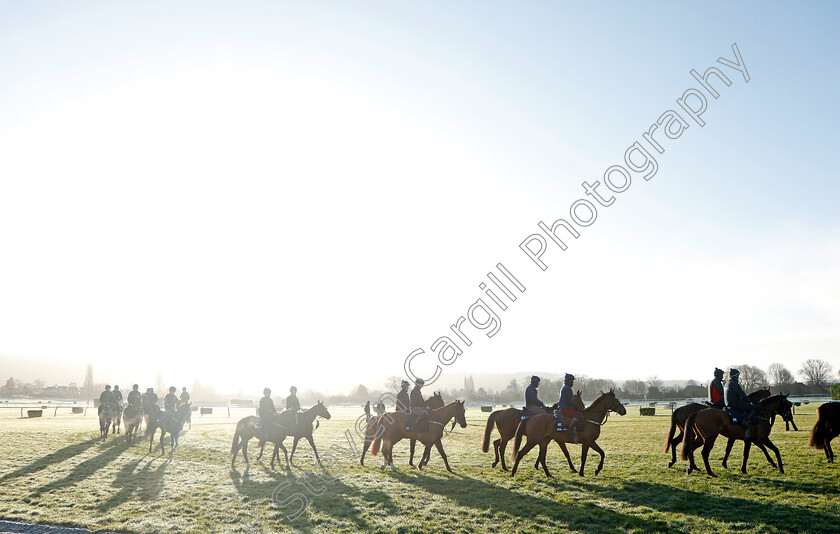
572;390;586;411
760;394;790;417
454;400;467;429
598;389;626;416
314;400;331;420
426;392;445;410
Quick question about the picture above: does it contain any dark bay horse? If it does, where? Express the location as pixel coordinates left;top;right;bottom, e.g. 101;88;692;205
148;403;192;456
482;396;581;472
231;402;331;469
111;403;123;435
360;392;445;468
510;390;626;478
98;404;114;440
276;402;332;469
123;403;143;445
664;388;773;467
371;401;467;472
682;394;791;476
809;401;840;463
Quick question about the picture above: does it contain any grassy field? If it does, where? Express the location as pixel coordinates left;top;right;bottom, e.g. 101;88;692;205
0;403;837;534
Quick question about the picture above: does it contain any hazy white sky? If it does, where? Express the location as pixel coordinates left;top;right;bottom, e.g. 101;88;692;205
1;2;838;393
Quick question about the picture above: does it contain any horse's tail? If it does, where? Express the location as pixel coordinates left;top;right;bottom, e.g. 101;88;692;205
510;419;527;463
809;414;826;450
681;412;699;461
482;411;499;453
664;413;678;453
371;418;383;456
231;428;241;455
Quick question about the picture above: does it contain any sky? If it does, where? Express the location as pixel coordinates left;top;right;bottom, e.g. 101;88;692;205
1;1;838;395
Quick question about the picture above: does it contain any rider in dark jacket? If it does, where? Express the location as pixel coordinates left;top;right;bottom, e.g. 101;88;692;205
259;388;277;427
524;376;545;416
396;380;411;412
286;386;301;412
708;368;725;408
557;373;582;424
113;386;123;405
99;386;116;408
127;384;142;406
164;387;179;414
724;369;757;426
410;379;426;413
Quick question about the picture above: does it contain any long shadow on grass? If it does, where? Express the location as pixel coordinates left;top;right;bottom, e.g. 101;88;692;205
230;467;398;533
393;472;667;532
566;479;840;533
27;438;128;497
0;438;101;485
96;457;169;511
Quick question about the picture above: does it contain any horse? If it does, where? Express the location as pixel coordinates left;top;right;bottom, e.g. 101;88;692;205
123;403;144;445
664;387;773;468
509;389;626;478
681;394;791;476
147;403;192;456
274;402;332;469
360;392;445;468
371;401;467;472
98;403;114;440
808;401;840;462
231;402;331;469
482;395;581;472
111;403;123;435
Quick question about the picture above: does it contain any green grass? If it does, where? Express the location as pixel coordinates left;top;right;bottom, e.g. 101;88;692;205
0;405;837;533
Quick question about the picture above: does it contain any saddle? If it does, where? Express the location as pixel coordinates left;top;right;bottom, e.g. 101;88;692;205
553;410;585;433
724;408;758;426
405;412;429;433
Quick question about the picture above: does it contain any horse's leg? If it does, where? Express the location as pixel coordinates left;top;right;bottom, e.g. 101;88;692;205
668;428;684;468
434;440;453;473
557;440;576;472
499;439;509;471
790;419;798;432
538;441;551;478
243;439;250;468
160;430;166;454
722;437;735;469
290;437;301;465
753;441;777;469
409;439;416;467
510;440;537;477
590;442;606;475
277;442;291;470
492;438;502;468
306;435;321;467
685;431;705;474
256;439;265;461
761;438;784;473
579;443;589;477
700;434;718;477
826;432;837;463
740;440;752;474
420;443;432;469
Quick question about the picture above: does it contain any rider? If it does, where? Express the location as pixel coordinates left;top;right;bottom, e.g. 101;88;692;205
180;387;191;405
99;385;116;409
142;387;159;415
113;385;123;405
258;388;277;430
164;386;179;414
724;368;757;427
127;384;142;407
396;380;411;412
524;375;546;417
708;368;725;408
286;386;301;426
557;373;582;426
364;401;371;422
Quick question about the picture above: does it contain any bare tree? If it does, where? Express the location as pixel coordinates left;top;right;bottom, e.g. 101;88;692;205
799;359;833;389
730;364;769;391
767;363;795;388
622;380;647;398
646;376;663;390
384;376;402;392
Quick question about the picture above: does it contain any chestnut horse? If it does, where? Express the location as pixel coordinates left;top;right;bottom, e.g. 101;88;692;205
510;390;626;477
809;401;840;463
482;395;581;472
681;394;791;476
665;388;773;468
371;401;467;472
360;392;445;467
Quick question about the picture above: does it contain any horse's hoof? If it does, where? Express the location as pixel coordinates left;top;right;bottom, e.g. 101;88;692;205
390;465;397;472
667;462;674;468
686;468;692;475
779;467;785;474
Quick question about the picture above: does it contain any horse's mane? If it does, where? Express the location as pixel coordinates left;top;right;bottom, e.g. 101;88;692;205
759;394;787;406
585;390;615;413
